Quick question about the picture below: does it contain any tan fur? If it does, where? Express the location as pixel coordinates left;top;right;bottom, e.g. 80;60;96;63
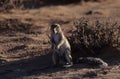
50;24;72;67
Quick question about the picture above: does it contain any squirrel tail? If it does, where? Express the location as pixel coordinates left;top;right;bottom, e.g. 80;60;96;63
77;57;108;68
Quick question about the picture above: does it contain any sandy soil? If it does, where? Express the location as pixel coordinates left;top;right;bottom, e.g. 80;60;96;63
0;0;120;79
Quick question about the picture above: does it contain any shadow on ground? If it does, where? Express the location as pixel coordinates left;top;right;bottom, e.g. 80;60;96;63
0;52;53;79
0;47;120;79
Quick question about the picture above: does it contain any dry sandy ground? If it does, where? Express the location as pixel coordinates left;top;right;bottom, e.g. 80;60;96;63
0;0;120;79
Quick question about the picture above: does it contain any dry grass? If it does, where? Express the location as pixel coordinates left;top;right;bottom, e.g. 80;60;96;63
0;19;31;33
0;18;44;35
0;0;107;11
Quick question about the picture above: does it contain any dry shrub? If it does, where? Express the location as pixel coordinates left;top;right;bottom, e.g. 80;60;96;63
69;18;120;56
0;0;15;12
